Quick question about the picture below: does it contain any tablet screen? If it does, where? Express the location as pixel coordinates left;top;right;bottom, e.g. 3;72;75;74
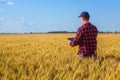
67;38;74;41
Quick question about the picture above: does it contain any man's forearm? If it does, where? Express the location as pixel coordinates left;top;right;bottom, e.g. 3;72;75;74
70;27;82;47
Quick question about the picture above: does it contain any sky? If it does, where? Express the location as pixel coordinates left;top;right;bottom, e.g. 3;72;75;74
0;0;120;33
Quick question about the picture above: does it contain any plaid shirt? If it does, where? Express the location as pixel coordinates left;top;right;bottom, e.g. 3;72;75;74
70;22;98;56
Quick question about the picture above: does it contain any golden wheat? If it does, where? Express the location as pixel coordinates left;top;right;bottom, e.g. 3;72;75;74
0;33;120;80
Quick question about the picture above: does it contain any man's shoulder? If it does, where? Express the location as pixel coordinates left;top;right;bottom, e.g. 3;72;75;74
77;26;84;31
78;23;88;30
78;23;97;32
77;25;86;33
85;23;97;29
90;23;98;31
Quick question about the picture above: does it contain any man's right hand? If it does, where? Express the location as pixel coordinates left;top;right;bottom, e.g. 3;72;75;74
68;40;71;45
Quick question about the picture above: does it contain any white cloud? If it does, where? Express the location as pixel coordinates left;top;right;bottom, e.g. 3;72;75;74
7;1;14;6
0;0;14;6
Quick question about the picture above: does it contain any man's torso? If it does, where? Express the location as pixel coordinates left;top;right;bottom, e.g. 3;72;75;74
78;23;98;56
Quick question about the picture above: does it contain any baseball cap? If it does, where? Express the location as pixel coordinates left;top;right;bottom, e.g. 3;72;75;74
78;11;90;19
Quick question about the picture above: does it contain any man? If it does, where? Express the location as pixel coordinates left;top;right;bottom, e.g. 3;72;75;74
69;11;98;59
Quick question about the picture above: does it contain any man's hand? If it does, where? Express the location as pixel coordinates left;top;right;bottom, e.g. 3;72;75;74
68;40;71;45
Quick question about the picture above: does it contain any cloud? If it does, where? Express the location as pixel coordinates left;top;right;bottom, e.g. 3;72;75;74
7;1;14;6
0;0;14;6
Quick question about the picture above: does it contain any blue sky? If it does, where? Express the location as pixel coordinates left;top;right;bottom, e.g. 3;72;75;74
0;0;120;33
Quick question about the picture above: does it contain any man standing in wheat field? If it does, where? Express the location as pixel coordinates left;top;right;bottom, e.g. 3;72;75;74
69;11;98;59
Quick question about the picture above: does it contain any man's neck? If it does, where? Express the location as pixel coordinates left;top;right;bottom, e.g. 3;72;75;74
82;21;89;25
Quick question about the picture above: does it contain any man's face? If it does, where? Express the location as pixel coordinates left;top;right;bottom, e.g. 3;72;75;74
80;17;84;23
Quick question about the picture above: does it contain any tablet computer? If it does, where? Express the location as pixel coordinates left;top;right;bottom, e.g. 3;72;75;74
67;38;74;41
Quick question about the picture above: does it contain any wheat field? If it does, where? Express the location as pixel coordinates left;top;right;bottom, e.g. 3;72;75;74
0;33;120;80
